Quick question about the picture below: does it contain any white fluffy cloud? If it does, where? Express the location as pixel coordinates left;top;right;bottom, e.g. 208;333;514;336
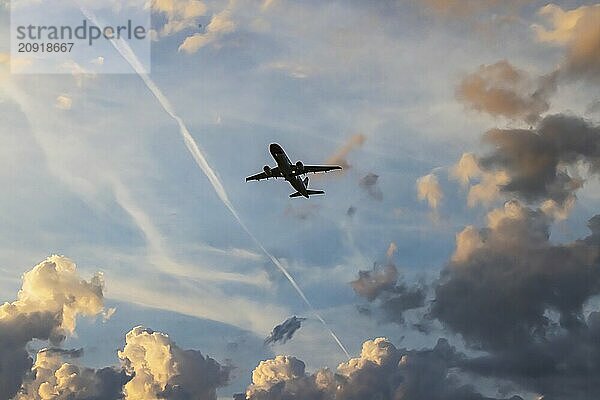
118;326;230;400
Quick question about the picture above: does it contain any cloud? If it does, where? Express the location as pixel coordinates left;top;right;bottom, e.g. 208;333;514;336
417;173;443;210
152;0;208;37
351;252;426;325
244;337;518;400
453;114;599;208
451;152;482;187
467;169;510;207
0;256;106;398
16;348;129;400
532;4;600;81
118;326;230;399
179;1;236;53
55;95;73;110
324;134;366;171
265;316;306;345
434;200;600;349
359;173;383;201
0;256;232;399
456;60;557;124
432;201;600;397
352;263;399;302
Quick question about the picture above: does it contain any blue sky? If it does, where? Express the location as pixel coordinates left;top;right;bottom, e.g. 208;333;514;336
1;1;600;398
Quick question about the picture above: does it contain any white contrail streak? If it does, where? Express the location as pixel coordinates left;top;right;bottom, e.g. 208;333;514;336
80;8;350;359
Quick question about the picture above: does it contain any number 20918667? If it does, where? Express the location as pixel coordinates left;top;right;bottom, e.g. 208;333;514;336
17;42;74;53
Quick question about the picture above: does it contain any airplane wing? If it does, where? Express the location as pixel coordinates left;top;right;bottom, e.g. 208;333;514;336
293;165;342;175
245;166;282;181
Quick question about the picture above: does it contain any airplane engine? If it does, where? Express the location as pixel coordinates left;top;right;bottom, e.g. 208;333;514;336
295;161;304;172
263;165;271;176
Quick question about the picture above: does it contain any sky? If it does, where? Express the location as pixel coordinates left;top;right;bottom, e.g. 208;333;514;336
1;0;600;399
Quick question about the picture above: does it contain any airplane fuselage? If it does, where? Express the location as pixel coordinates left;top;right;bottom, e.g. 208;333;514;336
269;143;309;197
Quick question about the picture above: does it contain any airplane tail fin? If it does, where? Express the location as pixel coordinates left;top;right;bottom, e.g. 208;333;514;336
289;177;324;198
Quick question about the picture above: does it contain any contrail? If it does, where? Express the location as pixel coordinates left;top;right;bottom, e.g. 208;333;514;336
80;8;350;359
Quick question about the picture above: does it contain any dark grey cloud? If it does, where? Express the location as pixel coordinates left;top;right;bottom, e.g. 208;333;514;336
433;201;600;348
352;262;426;325
462;310;600;400
477;114;600;205
430;199;600;398
359;173;383;201
264;316;306;345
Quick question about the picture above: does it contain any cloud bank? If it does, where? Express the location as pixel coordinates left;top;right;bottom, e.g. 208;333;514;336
1;256;231;400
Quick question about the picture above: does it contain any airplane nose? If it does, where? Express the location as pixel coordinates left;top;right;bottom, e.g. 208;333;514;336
269;143;283;155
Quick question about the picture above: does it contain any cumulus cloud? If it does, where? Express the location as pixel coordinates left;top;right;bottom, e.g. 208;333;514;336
453;114;599;208
324;134;366;171
118;326;230;400
244;337;518;400
532;4;600;81
416;173;443;210
0;256;106;398
264;316;306;345
433;201;600;398
456;60;557;124
359;173;383;201
179;2;236;53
